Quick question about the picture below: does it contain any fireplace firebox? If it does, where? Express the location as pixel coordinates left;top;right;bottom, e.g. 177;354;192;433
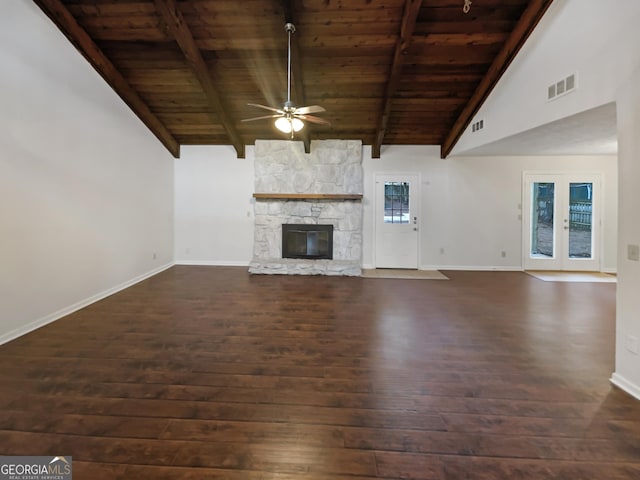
282;224;333;260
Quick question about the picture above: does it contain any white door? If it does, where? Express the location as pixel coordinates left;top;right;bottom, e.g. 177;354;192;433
523;173;601;271
375;174;419;269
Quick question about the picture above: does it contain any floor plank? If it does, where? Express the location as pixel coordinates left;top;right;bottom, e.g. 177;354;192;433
0;266;638;479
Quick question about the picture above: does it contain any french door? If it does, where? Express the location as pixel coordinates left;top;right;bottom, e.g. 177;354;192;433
374;173;419;269
523;173;601;271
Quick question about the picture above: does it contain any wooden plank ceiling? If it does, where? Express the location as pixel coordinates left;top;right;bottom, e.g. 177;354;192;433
34;0;553;158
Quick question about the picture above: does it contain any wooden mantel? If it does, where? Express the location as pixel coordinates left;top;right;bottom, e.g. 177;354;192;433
253;193;363;200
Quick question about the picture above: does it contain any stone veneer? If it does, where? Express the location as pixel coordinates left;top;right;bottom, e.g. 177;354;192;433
249;140;363;276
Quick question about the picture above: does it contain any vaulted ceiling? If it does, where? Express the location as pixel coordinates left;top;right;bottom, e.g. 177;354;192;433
34;0;553;159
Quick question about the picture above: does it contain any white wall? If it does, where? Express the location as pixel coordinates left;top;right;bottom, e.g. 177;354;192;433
611;64;640;399
173;142;617;272
0;1;174;343
174;145;255;265
362;146;617;271
452;0;640;155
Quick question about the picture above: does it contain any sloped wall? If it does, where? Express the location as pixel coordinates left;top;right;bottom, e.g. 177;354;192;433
452;0;640;155
0;1;174;344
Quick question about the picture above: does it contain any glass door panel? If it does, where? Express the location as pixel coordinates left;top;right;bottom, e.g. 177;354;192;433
531;182;555;258
384;182;410;224
567;182;593;259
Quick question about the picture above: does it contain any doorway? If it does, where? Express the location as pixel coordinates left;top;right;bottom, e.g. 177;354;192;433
523;173;601;271
374;173;420;269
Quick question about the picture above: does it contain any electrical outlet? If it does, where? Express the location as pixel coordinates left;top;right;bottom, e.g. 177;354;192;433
628;244;640;261
625;335;638;355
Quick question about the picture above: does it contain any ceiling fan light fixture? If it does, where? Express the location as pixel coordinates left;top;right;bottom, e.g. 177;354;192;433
275;116;305;134
275;116;292;133
292;117;304;132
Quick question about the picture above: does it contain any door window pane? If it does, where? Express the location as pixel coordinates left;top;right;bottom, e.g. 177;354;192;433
531;182;554;257
384;182;409;224
568;183;593;258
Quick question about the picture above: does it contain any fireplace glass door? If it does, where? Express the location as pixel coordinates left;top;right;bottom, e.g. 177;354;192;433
282;224;333;259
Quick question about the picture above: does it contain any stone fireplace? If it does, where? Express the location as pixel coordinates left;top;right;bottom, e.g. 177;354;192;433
249;140;363;276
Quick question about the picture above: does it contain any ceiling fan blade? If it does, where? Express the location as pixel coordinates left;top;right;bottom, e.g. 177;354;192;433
294;105;326;115
247;103;284;114
241;114;282;122
297;114;331;126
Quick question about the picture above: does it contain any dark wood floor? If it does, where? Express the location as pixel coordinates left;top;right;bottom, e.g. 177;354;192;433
1;266;639;479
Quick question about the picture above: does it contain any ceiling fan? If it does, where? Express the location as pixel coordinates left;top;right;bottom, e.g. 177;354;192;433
241;23;330;138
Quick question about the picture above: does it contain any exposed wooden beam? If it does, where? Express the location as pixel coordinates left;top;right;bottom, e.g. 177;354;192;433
440;0;555;159
33;0;180;158
372;0;422;158
153;0;245;158
282;0;311;154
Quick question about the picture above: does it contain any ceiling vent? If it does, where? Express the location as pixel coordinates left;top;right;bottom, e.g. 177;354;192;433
548;73;577;101
471;119;484;132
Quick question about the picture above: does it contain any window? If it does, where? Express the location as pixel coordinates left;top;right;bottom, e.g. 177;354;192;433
384;182;410;224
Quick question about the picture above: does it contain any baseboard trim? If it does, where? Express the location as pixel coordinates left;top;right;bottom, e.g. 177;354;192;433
610;373;640;401
0;262;174;346
175;260;250;267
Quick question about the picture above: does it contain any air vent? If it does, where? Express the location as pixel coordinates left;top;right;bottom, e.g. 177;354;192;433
565;73;575;90
548;73;577;100
471;119;484;132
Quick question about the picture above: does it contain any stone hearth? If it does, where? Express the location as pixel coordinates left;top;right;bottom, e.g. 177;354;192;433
249;140;363;276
